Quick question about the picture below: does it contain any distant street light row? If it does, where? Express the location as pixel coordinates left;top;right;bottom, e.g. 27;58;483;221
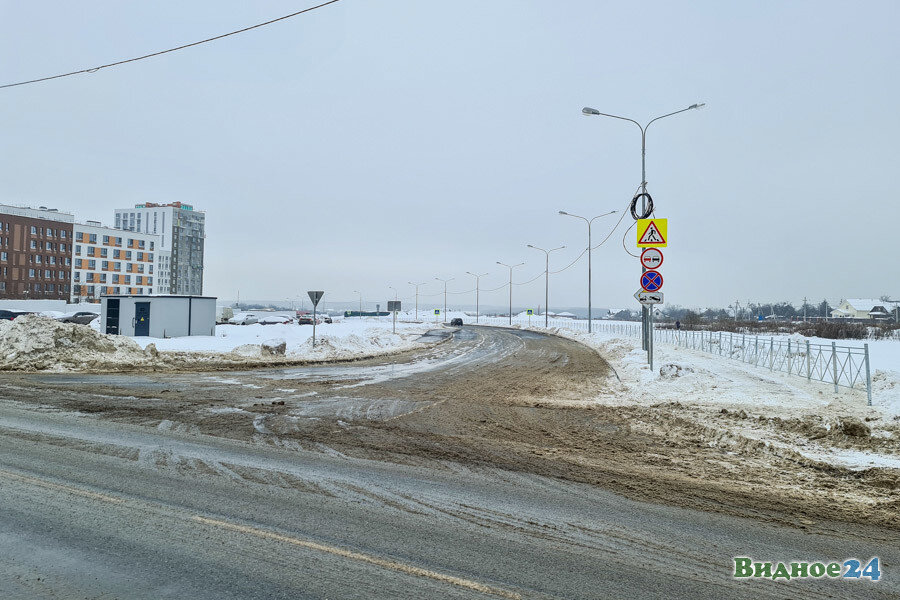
369;102;705;333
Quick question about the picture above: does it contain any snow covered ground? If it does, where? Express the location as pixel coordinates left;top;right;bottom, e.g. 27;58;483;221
0;315;438;371
484;322;900;471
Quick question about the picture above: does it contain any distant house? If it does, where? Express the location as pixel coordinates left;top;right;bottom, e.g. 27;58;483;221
831;298;899;320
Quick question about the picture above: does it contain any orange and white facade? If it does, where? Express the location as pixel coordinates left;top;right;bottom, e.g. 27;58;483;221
71;221;165;302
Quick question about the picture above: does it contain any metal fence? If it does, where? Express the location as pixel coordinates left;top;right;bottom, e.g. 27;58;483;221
473;316;873;405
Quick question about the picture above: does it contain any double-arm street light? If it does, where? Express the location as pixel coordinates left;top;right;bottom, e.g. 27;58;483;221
526;244;565;327
582;102;704;365
408;281;426;321
559;210;617;332
465;271;488;323
435;276;454;322
352;290;363;317
496;261;524;325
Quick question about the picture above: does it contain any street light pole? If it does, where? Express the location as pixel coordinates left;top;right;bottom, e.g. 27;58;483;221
582;102;704;364
496;261;524;325
389;286;398;300
408;281;426;321
435;277;453;322
465;271;488;323
353;289;362;317
526;244;565;327
558;210;616;332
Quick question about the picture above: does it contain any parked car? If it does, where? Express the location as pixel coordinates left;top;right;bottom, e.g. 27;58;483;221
450;317;463;326
296;316;314;325
260;314;294;325
322;316;333;324
0;310;28;321
57;311;100;325
229;313;259;325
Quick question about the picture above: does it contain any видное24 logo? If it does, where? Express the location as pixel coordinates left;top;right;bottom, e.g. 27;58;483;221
734;557;881;581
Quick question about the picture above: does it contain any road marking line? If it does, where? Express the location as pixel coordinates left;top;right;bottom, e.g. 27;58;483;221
0;468;123;504
192;515;521;599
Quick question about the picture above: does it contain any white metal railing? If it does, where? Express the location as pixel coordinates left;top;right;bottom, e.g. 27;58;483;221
472;316;873;405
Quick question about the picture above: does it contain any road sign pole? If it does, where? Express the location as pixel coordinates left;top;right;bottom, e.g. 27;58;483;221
393;309;396;334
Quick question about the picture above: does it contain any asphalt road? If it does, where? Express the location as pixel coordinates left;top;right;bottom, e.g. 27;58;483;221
0;326;896;599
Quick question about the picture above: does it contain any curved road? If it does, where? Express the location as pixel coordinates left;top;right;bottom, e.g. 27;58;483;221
0;326;896;599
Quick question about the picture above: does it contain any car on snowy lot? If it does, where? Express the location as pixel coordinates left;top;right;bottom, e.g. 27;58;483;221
56;311;100;325
450;318;463;326
0;310;29;321
229;313;259;325
259;314;294;325
296;316;314;325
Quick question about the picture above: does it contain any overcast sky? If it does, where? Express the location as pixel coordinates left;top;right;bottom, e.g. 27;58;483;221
1;1;897;311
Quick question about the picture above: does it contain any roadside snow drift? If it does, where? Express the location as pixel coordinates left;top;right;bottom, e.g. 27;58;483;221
0;315;437;372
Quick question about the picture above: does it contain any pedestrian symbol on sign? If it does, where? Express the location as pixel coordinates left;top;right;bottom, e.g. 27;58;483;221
636;219;668;248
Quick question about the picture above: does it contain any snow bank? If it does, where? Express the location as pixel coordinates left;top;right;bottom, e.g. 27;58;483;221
0;315;439;372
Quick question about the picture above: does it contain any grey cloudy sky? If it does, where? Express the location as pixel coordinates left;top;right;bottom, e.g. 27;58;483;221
1;1;898;311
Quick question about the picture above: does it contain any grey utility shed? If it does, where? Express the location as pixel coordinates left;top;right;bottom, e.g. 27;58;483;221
101;295;216;338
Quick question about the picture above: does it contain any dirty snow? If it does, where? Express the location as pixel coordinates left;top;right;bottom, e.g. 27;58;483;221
0;314;438;372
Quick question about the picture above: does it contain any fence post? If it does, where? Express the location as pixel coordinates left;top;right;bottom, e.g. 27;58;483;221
754;336;759;366
831;341;838;392
865;343;872;407
730;333;734;359
742;334;746;362
806;340;811;381
769;338;774;370
787;340;792;374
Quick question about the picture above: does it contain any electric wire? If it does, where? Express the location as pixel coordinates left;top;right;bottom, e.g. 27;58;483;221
0;0;342;90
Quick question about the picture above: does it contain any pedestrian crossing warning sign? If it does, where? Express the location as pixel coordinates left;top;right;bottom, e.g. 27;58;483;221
636;219;667;248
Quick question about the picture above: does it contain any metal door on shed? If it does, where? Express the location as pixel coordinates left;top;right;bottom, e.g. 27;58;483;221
105;299;120;334
134;302;150;336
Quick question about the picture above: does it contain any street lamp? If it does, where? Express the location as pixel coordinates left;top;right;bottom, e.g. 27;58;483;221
465;271;488;323
559;210;617;332
388;286;398;300
582;102;704;366
435;276;454;322
408;281;426;321
352;289;362;317
496;261;524;325
526;244;565;328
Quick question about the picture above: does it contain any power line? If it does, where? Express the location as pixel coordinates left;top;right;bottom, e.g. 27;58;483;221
0;0;342;90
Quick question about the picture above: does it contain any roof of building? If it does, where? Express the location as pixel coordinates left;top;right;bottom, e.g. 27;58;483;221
844;298;899;310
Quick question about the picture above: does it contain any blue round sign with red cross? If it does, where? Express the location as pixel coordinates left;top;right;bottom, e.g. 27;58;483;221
641;270;663;292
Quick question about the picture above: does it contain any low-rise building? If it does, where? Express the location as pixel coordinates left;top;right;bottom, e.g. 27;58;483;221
71;221;162;303
0;204;73;300
831;298;899;320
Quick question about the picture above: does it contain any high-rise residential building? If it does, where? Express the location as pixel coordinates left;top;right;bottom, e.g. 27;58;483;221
114;202;205;295
0;204;73;300
71;221;162;302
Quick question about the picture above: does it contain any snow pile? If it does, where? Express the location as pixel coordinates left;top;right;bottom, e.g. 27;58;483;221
0;315;440;372
0;314;153;371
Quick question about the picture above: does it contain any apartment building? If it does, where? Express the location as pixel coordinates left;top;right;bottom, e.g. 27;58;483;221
0;204;73;300
114;202;205;295
71;221;161;302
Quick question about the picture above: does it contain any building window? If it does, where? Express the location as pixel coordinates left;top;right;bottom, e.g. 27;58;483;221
138;240;145;249
114;261;121;270
30;240;37;249
101;261;109;270
103;235;110;244
46;242;53;250
113;249;120;258
0;252;5;261
0;282;4;291
61;230;66;239
137;252;143;261
125;251;132;260
87;286;95;296
100;248;108;258
88;260;96;270
59;271;65;279
49;256;56;265
75;245;81;255
76;232;83;242
60;243;66;253
30;226;37;235
65;258;70;266
100;274;107;283
89;234;97;243
35;255;42;264
28;269;35;277
46;228;52;236
44;270;51;278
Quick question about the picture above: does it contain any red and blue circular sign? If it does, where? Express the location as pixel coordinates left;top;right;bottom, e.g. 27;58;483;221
641;270;663;292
